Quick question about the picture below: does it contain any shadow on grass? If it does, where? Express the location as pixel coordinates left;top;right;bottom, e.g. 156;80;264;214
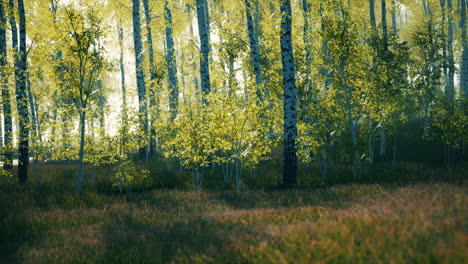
95;207;266;263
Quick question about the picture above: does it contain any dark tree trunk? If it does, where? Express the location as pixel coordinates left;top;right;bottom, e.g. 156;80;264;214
76;112;86;195
245;0;263;98
165;0;179;120
446;0;455;103
196;0;211;103
0;1;12;171
379;0;388;158
97;79;105;137
16;0;29;183
132;0;148;160
142;0;158;156
461;0;467;114
280;0;298;187
370;0;376;27
118;21;127;156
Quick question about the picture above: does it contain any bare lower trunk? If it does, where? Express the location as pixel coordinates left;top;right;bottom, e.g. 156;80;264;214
346;95;360;179
393;132;397;164
76;112;86;195
368;117;375;164
423;108;430;137
443;143;456;170
235;156;241;192
379;128;386;158
192;164;202;192
319;155;328;182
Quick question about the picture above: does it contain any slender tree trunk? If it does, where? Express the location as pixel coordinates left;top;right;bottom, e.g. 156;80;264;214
346;102;360;179
26;74;40;182
165;0;179;120
302;0;313;92
441;0;448;96
196;0;211;103
379;0;388;158
280;0;298;187
393;132;397;163
118;21;127;156
245;0;263;99
186;4;200;98
235;156;241;192
381;0;388;49
16;0;29;183
0;1;12;171
133;0;148;160
76;112;86;195
320;4;331;89
142;0;158;157
368;0;376;164
97;79;105;137
459;0;467;114
370;0;376;27
0;114;3;149
202;0;212;64
447;0;455;102
391;0;397;35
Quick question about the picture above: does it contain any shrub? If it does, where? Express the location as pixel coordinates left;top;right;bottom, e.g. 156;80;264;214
112;161;150;193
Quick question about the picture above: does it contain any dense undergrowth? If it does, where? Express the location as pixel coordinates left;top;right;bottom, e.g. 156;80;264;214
0;161;465;263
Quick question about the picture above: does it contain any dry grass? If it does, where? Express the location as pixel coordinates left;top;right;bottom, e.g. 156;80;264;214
0;178;466;263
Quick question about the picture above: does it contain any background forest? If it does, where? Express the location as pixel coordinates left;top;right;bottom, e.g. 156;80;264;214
0;0;466;263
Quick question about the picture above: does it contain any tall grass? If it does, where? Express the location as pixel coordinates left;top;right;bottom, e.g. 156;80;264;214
0;163;465;263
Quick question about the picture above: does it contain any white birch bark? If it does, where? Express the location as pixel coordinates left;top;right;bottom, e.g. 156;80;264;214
280;0;298;186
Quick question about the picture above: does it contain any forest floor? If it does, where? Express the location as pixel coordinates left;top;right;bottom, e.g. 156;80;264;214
0;167;465;264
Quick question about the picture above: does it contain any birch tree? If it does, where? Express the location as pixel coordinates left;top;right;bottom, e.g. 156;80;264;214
56;7;104;195
245;0;262;99
132;0;148;160
16;0;30;183
165;0;179;120
280;0;298;186
196;0;211;102
461;0;467;114
0;0;12;171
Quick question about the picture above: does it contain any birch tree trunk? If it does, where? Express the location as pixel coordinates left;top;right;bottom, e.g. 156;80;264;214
441;0;448;95
459;0;467;114
280;0;298;187
369;0;376;164
447;0;455;103
17;0;30;183
302;0;313;93
391;0;397;35
76;112;86;195
196;0;211;103
0;1;13;171
118;21;128;156
133;0;149;160
142;0;158;157
165;0;179;120
320;4;331;89
187;4;200;97
245;0;263;99
379;0;388;158
97;80;105;137
370;0;376;28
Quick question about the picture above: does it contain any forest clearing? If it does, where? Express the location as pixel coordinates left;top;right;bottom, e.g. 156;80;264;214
0;0;467;262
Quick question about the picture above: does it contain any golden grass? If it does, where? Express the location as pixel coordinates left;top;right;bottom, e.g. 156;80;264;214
0;183;465;263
